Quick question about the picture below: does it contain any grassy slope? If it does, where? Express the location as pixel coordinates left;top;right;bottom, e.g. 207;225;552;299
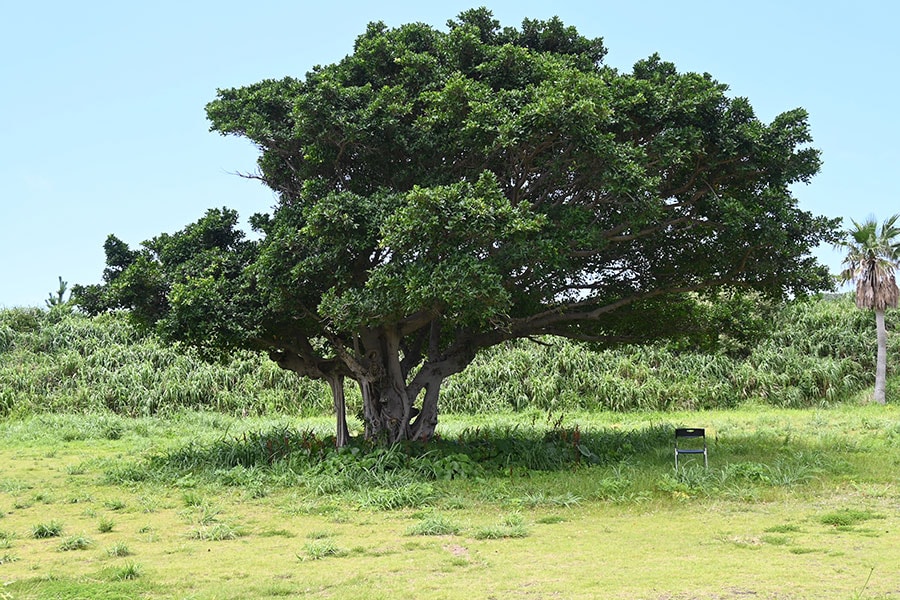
0;407;898;599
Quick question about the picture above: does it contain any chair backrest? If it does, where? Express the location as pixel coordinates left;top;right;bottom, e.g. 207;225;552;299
675;428;705;439
674;427;708;468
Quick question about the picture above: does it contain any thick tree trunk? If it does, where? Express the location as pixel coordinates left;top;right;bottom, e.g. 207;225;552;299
359;379;408;444
874;309;888;404
347;323;476;445
327;374;351;447
356;364;444;444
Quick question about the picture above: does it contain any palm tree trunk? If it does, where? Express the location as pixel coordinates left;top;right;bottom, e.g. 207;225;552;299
874;309;888;404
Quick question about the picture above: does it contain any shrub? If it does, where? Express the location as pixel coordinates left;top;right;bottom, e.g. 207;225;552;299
2;295;896;419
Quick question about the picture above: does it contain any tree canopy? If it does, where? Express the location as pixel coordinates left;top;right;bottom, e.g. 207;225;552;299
75;8;839;444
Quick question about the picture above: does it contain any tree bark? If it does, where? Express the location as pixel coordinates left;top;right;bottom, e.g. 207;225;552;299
343;322;478;445
327;374;351;447
409;378;440;441
362;380;407;443
356;357;445;444
874;309;888;404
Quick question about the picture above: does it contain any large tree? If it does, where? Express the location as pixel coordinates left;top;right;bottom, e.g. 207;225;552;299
76;9;838;444
837;214;900;404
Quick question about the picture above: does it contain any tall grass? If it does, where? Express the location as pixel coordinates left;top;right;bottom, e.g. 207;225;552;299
0;308;331;417
0;294;896;417
441;294;898;412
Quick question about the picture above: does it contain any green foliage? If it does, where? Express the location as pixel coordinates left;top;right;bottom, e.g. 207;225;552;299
187;523;245;541
46;276;70;309
304;530;334;540
442;294;897;411
103;463;154;485
104;499;126;511
422;453;484;480
1;293;895;423
353;482;436;510
0;530;14;549
110;562;142;581
181;491;204;507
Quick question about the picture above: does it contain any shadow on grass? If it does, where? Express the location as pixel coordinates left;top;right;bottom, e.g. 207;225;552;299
133;419;838;482
138;421;676;477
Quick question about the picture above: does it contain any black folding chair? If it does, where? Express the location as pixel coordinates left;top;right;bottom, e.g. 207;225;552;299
674;428;708;469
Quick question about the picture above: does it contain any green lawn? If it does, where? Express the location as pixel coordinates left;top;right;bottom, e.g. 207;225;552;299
0;405;898;599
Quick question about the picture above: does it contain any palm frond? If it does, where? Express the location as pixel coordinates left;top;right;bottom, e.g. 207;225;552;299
837;214;900;310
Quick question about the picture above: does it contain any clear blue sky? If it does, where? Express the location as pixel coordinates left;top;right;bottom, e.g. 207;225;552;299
2;1;896;308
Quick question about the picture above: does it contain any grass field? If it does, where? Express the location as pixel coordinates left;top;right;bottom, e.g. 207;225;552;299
0;405;898;599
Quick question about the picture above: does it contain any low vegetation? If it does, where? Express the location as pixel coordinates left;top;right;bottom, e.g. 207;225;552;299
0;294;897;597
0;407;897;598
0;294;896;419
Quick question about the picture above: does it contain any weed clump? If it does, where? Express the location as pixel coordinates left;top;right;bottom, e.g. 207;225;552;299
106;542;131;557
300;540;348;561
819;509;885;527
31;521;63;539
187;523;245;541
0;530;14;548
98;517;115;533
353;482;435;510
58;535;93;551
110;562;142;580
103;498;126;511
472;513;529;539
406;514;462;536
103;463;153;484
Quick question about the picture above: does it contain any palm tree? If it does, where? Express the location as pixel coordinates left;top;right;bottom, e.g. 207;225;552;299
837;214;900;404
